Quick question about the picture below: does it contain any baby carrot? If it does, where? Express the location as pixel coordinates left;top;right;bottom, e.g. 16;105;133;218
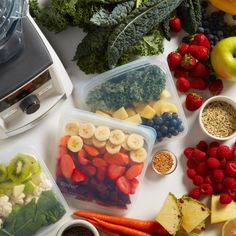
73;210;170;235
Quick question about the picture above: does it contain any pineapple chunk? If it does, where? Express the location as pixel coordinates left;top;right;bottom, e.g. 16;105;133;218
125;114;142;124
112;107;129;120
153;100;166;115
160;89;171;100
139;105;156;119
153;101;178;115
211;195;236;223
126;108;136;117
156;193;182;235
96;110;111;118
148;100;156;108
179;196;210;233
134;102;146;113
101;109;114;115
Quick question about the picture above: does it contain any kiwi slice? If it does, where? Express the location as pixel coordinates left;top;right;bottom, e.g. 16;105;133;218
0;164;7;182
8;155;31;183
25;155;41;175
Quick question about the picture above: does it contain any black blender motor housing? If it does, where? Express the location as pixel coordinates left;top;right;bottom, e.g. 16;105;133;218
0;17;53;114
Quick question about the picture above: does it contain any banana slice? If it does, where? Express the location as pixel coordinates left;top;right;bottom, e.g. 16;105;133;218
83;138;93;145
79;123;95;139
92;137;106;148
127;134;144;150
106;141;121;154
130;147;147;163
67;135;83;152
122;135;132;151
94;126;110;141
109;129;125;145
65;121;80;135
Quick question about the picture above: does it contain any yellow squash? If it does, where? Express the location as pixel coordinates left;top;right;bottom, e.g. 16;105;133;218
209;0;236;15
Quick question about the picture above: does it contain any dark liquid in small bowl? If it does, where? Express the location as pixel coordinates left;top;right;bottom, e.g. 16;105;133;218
62;225;95;236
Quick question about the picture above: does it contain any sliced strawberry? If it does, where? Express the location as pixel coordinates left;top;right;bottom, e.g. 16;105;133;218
84;165;96;177
78;149;90;165
125;163;144;180
130;178;139;194
97;147;106;155
59;135;70;147
71;169;87;183
84;145;99;157
104;153;129;166
116;176;131;195
97;166;106;181
56;162;62;177
92;158;107;168
60;154;75;178
107;165;126;180
57;146;67;160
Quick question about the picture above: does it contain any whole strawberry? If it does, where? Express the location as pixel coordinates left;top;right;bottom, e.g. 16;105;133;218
189;62;210;78
167;52;182;71
174;68;189;79
189;45;209;61
190;78;207;90
169;16;181;33
176;77;190;92
185;93;203;111
191;33;211;49
181;54;197;70
178;43;190;55
208;79;223;95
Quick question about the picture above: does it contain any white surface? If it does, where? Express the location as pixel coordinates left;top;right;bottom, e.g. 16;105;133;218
0;20;236;236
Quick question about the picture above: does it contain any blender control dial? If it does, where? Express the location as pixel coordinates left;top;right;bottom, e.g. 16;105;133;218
19;95;40;114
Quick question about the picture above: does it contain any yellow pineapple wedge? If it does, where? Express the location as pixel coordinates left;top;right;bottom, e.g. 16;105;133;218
148;100;156;108
134;101;146;113
211;195;236;223
125;114;142;124
160;89;171;100
125;108;136;117
156;193;182;235
153;100;178;116
96;110;111;118
179;195;210;233
112;107;128;120
139;105;156;119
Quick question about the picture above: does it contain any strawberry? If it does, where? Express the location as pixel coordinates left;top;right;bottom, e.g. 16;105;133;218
83;165;96;176
190;78;207;90
189;62;210;78
174;68;189;79
189;45;209;61
176;77;190;92
167;52;182;71
71;169;87;183
181;54;197;70
185;93;203;111
178;43;190;55
78;149;90;165
169;16;181;33
130;178;139;194
125;163;144;180
96;166;106;181
116;176;131;195
208;79;223;95
191;33;211;49
107;165;126;180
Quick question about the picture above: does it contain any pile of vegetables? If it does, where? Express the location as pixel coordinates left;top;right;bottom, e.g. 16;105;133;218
29;0;202;74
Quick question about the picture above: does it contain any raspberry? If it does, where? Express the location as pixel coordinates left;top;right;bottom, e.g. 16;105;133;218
196;140;208;152
192;149;206;162
207;147;218;158
187;168;197;179
217;145;231;160
189;187;201;200
207;158;220;169
212;169;224;183
232;148;236;159
184;147;194;159
209;142;220;148
200;183;213;195
213;183;223;193
205;176;213;185
227;188;236;199
196;162;208;177
220;193;232;204
187;159;197;169
220;160;226;167
193;175;204;186
223;177;236;189
225;162;236;176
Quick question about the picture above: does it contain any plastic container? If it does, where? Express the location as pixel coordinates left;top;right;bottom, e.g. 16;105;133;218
0;145;69;236
56;109;156;215
75;55;188;148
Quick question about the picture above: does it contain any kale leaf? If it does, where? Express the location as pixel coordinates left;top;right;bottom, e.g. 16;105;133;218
161;15;171;41
107;0;184;68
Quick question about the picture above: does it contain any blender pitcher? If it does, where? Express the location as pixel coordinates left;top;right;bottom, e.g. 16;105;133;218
0;0;27;64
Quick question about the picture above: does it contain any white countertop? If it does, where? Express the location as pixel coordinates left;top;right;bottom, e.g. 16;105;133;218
0;20;236;236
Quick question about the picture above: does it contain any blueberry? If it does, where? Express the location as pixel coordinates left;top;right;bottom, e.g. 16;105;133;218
154;125;160;131
198;27;205;33
147;119;154;127
162;112;172;121
160;126;168;135
172;113;178;119
153;116;163;125
167;133;172;138
170;119;178;127
142;118;148;125
176;118;182;127
209;74;217;81
178;125;184;132
156;137;163;142
156;132;162;139
164;121;170;126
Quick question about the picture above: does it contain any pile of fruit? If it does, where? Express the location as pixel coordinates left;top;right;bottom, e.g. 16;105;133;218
56;120;149;209
184;141;236;204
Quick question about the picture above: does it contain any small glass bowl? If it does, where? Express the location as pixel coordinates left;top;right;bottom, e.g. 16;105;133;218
152;150;177;175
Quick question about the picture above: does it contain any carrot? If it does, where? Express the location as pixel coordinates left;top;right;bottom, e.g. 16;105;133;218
92;218;154;236
73;211;170;235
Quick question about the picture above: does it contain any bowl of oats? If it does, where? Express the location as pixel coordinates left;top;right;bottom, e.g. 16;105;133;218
199;96;236;140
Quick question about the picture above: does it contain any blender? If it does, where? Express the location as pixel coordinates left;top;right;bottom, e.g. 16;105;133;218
0;0;73;139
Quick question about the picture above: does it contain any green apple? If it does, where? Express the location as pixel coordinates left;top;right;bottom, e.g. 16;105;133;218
211;37;236;81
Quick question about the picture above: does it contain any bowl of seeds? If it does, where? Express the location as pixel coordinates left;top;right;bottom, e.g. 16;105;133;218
199;96;236;140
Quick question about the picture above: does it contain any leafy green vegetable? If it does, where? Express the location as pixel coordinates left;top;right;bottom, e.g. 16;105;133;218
86;64;166;110
177;0;201;34
86;0;127;3
0;191;66;236
90;1;135;27
161;15;171;41
107;0;184;68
